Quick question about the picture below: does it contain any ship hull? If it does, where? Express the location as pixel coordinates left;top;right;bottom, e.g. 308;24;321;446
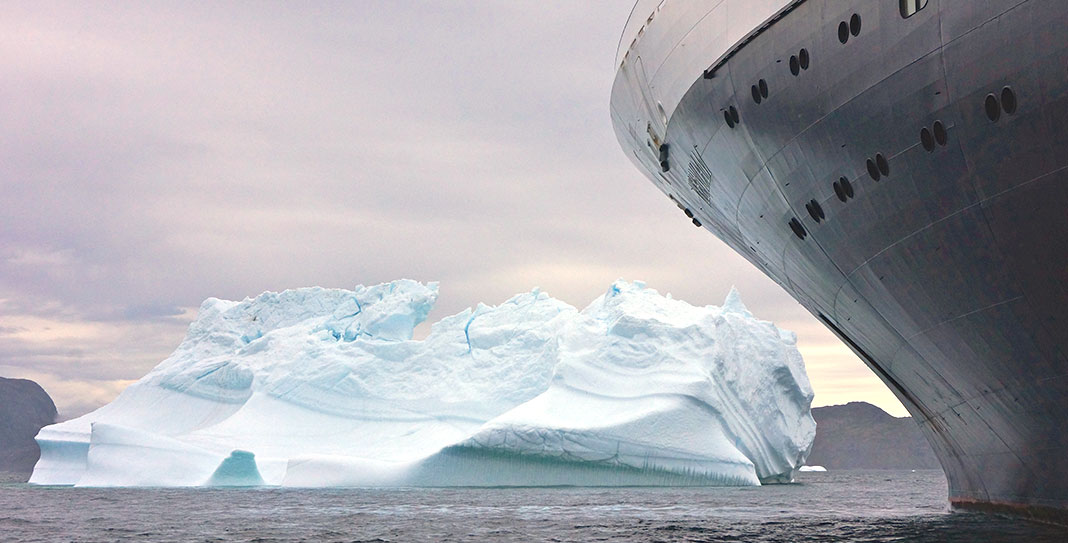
612;0;1068;521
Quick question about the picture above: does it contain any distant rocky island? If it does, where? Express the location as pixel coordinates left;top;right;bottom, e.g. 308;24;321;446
0;377;57;482
807;402;940;470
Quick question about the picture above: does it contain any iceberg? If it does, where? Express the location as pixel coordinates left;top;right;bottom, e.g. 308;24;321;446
31;280;815;487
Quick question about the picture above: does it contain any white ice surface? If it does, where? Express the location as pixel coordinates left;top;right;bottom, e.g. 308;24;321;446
31;279;814;487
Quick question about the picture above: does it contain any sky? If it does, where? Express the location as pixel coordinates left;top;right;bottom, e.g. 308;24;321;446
0;1;907;419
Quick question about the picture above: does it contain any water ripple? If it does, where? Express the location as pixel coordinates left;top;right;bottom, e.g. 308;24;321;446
0;471;1066;542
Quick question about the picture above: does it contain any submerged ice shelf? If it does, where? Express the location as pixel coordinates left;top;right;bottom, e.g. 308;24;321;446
31;280;815;488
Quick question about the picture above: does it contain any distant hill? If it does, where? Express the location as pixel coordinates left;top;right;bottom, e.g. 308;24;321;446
806;402;941;470
0;377;57;479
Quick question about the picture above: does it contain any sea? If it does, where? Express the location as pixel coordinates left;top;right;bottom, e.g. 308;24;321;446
1;470;1066;542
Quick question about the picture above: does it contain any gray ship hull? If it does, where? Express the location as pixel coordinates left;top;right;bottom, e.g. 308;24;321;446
611;0;1068;521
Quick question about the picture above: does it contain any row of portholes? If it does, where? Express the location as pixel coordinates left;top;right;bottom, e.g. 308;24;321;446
799;175;856;238
838;14;862;44
787;16;1017;240
751;79;769;104
985;87;1018;122
920;121;948;152
866;153;890;181
792;175;855;240
789;48;811;76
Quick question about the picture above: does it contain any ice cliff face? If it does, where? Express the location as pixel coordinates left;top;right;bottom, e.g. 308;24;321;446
447;282;814;486
31;280;815;487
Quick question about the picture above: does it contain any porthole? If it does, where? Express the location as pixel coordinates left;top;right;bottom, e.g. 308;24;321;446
876;153;890;177
1001;87;1017;115
838;21;850;44
684;208;694;219
834;181;846;202
920;121;949;150
752;84;762;104
758;79;769;99
692;218;702;228
724;109;736;128
789;217;807;240
790;55;800;76
900;0;929;18
730;106;740;125
850;14;862;37
920;127;935;152
799;48;810;70
807;199;825;222
933;121;947;146
984;94;1001;122
842;178;854;198
866;158;881;181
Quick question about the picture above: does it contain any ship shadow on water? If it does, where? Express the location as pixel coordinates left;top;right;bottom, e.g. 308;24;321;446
647;513;1064;543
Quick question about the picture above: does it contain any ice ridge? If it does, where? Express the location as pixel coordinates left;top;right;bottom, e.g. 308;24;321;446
31;279;815;487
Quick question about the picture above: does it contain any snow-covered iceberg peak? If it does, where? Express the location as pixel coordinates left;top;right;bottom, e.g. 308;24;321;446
31;279;815;488
722;286;753;318
172;279;438;363
140;280;442;406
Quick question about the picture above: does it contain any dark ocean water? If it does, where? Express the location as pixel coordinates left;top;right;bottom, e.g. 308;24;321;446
1;470;1065;542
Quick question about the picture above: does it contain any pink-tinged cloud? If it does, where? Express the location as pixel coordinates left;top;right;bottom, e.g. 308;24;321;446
0;1;903;418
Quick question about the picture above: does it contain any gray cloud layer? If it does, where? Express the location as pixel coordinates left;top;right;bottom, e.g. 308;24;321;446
0;2;901;418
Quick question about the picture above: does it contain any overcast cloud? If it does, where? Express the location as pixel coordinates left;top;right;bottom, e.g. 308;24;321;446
0;1;905;419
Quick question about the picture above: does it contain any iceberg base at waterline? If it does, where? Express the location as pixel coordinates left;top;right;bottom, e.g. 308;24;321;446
31;280;816;488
